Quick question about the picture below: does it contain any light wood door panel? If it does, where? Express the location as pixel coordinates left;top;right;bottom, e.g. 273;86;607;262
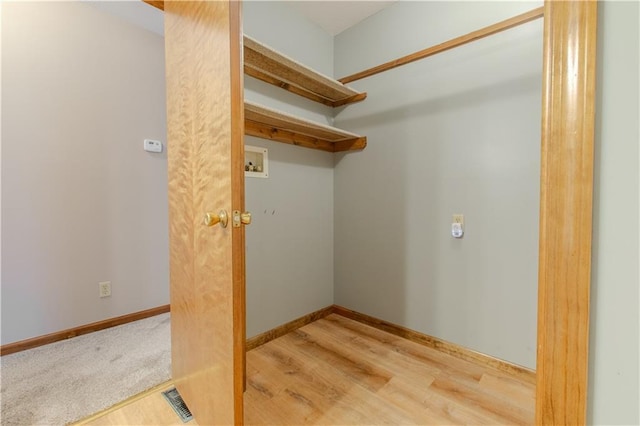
165;1;244;424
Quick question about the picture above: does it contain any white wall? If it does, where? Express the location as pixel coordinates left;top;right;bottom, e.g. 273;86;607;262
333;1;543;369
1;2;168;345
588;1;639;424
243;1;335;337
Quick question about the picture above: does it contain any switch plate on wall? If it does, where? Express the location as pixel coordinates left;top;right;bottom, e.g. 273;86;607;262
99;281;111;298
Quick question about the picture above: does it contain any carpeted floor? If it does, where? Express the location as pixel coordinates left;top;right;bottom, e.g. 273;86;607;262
0;313;171;425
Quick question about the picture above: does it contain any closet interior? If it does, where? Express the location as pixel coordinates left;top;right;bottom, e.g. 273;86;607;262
146;0;543;381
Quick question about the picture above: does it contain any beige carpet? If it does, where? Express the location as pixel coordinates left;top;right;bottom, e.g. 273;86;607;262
0;313;171;425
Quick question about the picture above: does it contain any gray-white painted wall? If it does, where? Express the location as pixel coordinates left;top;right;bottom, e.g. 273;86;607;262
243;138;334;338
588;2;639;424
333;1;543;369
1;2;168;344
243;1;336;337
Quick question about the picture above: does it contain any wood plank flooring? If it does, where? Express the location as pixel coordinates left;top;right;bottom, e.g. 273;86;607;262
244;314;534;425
82;314;534;425
77;382;198;426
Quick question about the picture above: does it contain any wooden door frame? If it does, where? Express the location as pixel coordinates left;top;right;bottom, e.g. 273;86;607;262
229;0;247;415
536;1;597;424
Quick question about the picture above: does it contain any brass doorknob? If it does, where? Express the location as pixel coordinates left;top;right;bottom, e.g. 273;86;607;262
204;210;228;228
232;210;252;227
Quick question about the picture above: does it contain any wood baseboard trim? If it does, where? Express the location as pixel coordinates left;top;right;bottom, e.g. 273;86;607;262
332;305;536;384
0;305;171;356
246;305;335;351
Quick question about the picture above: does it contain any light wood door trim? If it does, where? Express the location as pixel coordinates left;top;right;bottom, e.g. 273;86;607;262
536;1;597;424
230;0;247;407
164;1;243;424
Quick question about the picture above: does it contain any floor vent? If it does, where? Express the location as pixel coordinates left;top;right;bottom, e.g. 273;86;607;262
162;387;194;423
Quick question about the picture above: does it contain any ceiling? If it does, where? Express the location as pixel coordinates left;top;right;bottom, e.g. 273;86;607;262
287;1;397;36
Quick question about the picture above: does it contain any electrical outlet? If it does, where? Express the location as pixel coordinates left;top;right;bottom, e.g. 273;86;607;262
453;214;464;225
99;281;111;298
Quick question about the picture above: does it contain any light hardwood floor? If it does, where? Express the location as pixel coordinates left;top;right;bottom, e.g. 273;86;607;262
76;381;194;426
82;314;534;425
245;314;534;425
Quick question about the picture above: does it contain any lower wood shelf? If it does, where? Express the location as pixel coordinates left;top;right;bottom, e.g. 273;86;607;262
245;101;366;153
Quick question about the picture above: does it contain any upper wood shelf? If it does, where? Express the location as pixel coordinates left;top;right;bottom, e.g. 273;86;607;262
142;2;366;107
244;36;366;107
245;101;366;152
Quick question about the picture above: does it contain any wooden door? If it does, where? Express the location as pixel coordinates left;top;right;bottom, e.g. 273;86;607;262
164;1;245;424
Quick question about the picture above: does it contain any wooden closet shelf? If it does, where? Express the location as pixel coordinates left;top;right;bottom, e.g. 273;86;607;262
142;2;365;107
245;102;366;153
244;36;366;107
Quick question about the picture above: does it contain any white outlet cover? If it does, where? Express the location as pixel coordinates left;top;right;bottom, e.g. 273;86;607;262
99;281;111;297
452;223;464;238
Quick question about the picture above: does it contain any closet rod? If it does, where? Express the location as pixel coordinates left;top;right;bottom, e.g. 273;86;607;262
338;7;544;84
